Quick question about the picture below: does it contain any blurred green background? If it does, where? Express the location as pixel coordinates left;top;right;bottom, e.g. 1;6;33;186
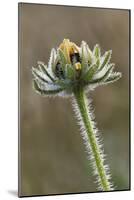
19;3;130;196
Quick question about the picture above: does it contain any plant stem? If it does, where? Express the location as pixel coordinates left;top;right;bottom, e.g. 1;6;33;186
74;87;112;191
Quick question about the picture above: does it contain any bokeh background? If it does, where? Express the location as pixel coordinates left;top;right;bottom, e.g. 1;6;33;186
19;3;130;196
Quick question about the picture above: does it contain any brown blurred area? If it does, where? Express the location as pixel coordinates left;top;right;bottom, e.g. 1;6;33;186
19;3;130;196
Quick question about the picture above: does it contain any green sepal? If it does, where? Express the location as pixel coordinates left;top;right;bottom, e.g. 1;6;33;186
65;64;75;80
93;44;101;58
90;64;114;84
50;49;56;73
54;79;70;88
99;50;112;71
87;47;93;65
58;49;67;66
83;64;98;82
81;63;89;75
52;56;58;75
104;72;122;84
33;79;41;92
33;80;64;95
96;57;100;68
81;44;86;65
37;62;55;82
81;42;92;65
32;67;50;84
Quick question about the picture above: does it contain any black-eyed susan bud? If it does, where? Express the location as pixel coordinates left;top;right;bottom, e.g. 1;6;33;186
32;39;121;97
31;38;122;192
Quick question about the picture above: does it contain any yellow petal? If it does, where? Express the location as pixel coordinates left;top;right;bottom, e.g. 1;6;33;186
75;62;81;70
59;39;79;63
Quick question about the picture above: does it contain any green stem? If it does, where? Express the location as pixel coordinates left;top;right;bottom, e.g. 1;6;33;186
74;87;112;191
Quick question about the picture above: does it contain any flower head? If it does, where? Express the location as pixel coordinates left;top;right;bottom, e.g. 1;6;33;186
32;39;122;97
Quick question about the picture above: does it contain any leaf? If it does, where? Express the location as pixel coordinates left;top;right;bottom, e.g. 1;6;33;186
99;50;112;71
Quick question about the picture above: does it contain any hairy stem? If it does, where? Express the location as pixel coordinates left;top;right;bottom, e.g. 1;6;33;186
73;87;112;191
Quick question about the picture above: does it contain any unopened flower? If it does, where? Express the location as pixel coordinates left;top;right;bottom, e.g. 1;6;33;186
32;39;121;97
32;39;122;191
